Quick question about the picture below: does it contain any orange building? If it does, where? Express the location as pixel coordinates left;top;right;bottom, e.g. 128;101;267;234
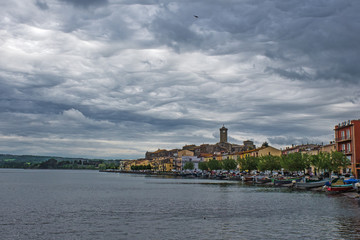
334;120;360;178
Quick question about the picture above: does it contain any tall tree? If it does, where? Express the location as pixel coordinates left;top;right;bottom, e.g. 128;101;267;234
222;158;237;171
318;152;331;173
331;151;351;174
237;155;258;172
207;159;222;171
98;163;107;170
183;161;194;170
310;154;320;176
198;162;208;171
302;153;311;172
258;155;281;173
280;153;307;172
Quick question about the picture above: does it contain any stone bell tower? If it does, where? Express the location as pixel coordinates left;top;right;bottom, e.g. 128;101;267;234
219;125;228;143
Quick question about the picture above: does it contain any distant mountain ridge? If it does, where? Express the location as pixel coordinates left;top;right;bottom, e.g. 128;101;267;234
0;154;106;163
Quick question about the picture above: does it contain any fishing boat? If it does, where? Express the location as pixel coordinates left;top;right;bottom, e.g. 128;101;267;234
295;178;329;189
242;175;254;182
272;177;302;186
326;178;353;192
254;175;272;184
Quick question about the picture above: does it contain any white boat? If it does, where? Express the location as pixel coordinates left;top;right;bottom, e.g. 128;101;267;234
294;178;329;189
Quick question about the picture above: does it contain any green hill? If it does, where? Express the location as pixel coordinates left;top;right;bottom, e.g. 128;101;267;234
0;154;121;170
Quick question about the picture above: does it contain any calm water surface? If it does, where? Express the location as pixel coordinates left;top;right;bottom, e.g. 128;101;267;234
1;169;360;240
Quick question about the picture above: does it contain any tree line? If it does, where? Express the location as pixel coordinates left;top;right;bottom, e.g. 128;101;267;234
0;158;120;170
187;151;350;176
130;164;152;171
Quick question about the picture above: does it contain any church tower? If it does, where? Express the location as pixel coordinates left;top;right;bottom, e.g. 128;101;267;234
219;125;228;143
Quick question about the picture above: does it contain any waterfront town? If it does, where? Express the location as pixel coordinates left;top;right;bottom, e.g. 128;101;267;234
119;119;360;180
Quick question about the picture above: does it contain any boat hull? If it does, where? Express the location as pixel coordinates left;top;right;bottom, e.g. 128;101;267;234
255;178;272;184
326;185;353;192
273;178;302;185
295;180;329;189
243;176;254;182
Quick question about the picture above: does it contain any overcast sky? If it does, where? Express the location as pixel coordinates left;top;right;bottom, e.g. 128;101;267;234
1;0;359;159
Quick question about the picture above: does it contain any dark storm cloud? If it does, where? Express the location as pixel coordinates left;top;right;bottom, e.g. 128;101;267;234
35;0;49;10
59;0;108;8
265;67;312;81
147;0;360;82
1;0;360;158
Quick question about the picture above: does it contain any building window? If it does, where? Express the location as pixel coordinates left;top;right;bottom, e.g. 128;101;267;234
347;129;350;139
342;144;345;152
341;131;345;140
347;143;351;153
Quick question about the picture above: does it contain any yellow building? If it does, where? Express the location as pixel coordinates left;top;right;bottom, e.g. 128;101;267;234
306;148;319;156
120;159;155;171
122;160;136;171
157;158;174;172
304;142;337;175
178;150;194;157
198;153;213;162
253;146;282;157
320;142;336;154
227;153;238;161
151;157;174;172
239;149;257;159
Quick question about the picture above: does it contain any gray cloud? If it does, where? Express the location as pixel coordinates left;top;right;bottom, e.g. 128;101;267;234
265;67;312;81
35;0;49;10
0;0;359;158
58;0;108;8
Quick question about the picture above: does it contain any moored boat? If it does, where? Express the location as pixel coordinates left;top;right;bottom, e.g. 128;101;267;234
242;175;254;182
272;177;302;186
295;178;329;189
326;178;353;192
254;175;272;184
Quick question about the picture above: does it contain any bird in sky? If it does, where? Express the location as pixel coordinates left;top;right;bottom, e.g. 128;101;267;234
194;15;199;18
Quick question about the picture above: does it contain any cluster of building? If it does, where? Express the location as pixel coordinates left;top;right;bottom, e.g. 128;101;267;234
119;120;360;178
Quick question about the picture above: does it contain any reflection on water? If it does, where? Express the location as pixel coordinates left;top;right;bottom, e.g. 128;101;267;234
1;169;360;240
337;216;360;238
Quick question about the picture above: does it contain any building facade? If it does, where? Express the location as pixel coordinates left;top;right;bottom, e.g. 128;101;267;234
281;144;320;155
253;146;282;157
181;156;201;170
334;120;360;178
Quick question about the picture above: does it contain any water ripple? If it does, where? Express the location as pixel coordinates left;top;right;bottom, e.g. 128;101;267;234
1;169;360;240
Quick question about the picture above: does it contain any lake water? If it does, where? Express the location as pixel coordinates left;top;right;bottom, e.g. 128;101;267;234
1;169;360;240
